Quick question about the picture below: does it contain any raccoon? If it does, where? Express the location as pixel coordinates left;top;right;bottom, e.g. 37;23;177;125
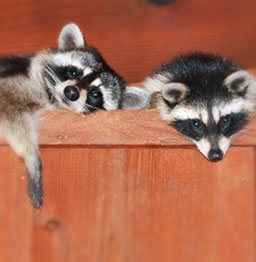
143;53;256;161
0;23;141;208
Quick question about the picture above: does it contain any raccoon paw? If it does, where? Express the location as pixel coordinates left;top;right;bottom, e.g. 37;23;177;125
28;181;44;208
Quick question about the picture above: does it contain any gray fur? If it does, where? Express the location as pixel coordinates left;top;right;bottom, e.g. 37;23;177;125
142;53;256;160
0;23;126;208
122;86;149;109
58;23;85;51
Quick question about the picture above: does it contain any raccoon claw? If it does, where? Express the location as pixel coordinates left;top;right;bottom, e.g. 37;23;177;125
30;193;43;208
28;182;44;208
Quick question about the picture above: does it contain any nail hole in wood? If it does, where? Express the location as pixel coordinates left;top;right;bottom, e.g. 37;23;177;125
46;220;60;231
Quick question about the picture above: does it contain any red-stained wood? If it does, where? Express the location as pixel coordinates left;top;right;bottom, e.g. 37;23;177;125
0;146;255;262
0;147;33;262
14;147;219;262
0;0;255;82
0;81;255;261
0;0;256;260
0;109;255;147
216;147;255;262
0;86;255;262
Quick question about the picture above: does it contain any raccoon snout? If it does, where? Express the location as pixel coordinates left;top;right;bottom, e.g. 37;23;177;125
208;149;223;161
64;86;80;101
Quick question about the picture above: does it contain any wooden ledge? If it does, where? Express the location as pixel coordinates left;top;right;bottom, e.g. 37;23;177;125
1;70;256;147
0;109;255;146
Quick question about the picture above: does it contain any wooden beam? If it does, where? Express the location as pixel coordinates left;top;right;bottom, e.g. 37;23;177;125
0;109;255;146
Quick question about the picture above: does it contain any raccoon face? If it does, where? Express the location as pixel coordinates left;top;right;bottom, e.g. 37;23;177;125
144;54;256;161
161;71;255;161
171;101;249;161
44;23;125;113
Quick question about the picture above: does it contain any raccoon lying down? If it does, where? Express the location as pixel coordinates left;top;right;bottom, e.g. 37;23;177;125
0;23;142;208
143;53;256;161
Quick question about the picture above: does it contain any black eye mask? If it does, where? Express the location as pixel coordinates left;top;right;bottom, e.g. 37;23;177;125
45;65;83;84
173;112;248;142
217;113;248;137
86;85;104;111
173;119;207;141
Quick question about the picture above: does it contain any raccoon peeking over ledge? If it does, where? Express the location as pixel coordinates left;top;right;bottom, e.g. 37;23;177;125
0;23;142;208
143;53;256;161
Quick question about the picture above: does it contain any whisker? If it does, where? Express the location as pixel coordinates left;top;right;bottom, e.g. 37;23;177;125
45;66;61;85
85;104;105;111
83;104;105;120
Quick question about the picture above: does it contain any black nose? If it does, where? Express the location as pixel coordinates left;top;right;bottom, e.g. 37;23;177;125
64;86;80;101
208;149;223;161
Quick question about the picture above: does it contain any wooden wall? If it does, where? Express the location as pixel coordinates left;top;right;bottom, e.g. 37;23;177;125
1;0;256;261
0;0;256;82
0;110;256;262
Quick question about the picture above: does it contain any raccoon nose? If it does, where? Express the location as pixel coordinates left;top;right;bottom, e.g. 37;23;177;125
208;149;223;161
64;86;80;101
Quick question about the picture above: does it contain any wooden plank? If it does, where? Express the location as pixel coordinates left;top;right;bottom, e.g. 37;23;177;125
0;147;33;262
216;147;255;262
19;146;256;262
0;109;255;147
30;147;217;262
0;0;255;82
1;147;255;261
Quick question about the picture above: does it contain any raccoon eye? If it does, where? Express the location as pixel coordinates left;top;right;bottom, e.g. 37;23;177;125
92;90;100;97
190;119;204;137
219;115;231;132
67;69;77;79
218;113;248;137
88;86;102;98
192;120;201;128
222;117;230;125
86;86;104;110
173;119;205;141
66;67;82;79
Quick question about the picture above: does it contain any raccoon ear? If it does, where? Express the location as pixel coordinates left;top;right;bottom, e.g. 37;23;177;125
162;83;189;104
223;70;251;95
58;23;85;51
122;86;149;109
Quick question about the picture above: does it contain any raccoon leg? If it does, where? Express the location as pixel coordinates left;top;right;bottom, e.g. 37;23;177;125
4;112;43;208
26;153;43;208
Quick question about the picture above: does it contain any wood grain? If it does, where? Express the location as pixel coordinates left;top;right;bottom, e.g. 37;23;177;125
0;1;256;260
0;0;255;82
0;147;33;262
1;146;255;262
0;109;255;147
216;147;255;262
